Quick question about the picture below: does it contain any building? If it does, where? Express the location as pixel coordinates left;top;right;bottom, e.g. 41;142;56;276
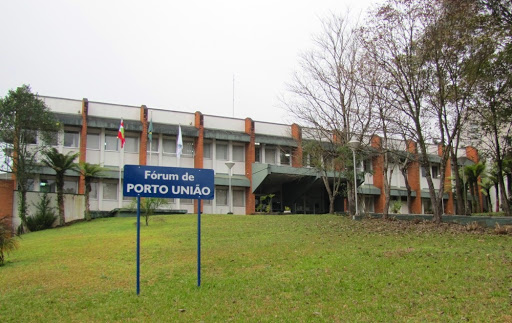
0;96;483;229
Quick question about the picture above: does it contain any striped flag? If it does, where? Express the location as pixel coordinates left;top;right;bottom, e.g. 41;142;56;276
176;125;183;159
118;119;125;149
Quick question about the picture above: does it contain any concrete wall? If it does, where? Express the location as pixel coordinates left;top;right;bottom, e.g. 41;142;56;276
12;191;85;229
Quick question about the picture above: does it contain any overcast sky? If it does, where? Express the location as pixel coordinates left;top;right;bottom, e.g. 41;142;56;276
1;0;379;124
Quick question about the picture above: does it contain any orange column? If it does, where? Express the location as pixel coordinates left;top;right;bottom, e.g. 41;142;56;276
78;98;88;194
0;180;15;231
194;111;204;214
139;105;148;166
291;123;302;168
439;145;454;214
407;140;422;214
371;135;386;213
245;118;256;214
466;146;483;212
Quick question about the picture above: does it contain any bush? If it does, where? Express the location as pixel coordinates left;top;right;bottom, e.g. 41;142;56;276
26;193;57;232
0;216;18;266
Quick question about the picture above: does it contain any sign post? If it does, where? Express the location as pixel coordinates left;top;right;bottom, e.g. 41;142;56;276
123;165;215;294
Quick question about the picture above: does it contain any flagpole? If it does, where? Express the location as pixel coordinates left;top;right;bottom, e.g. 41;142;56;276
176;124;182;210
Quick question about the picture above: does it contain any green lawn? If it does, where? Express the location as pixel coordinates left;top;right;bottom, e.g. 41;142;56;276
1;214;511;322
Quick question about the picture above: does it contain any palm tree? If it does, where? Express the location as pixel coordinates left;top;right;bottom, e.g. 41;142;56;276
42;148;79;226
77;162;104;221
463;162;486;213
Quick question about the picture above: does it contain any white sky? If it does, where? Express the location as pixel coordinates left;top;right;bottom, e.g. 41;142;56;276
1;0;378;124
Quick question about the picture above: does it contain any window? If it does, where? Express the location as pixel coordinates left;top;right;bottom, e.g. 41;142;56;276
22;130;37;144
103;182;118;200
364;160;372;172
233;145;244;162
255;146;261;163
124;135;139;153
87;133;100;150
41;131;58;146
421;167;427;177
203;142;212;159
181;198;193;205
280;148;291;165
216;142;228;160
265;147;276;164
233;189;245;207
40;178;56;193
216;187;228;205
183;141;194;156
89;182;98;200
163;137;176;154
302;153;310;167
432;165;440;178
147;138;159;152
63;180;77;194
64;131;80;148
105;134;119;151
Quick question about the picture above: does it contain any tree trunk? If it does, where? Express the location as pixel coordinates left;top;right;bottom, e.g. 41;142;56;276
85;184;91;221
451;153;465;215
56;175;65;226
18;189;27;233
494;183;500;212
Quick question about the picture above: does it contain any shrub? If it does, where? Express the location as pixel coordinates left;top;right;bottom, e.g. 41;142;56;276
494;223;512;235
26;193;57;232
0;216;18;266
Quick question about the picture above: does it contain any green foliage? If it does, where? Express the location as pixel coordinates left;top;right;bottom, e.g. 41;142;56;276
0;216;18;266
128;198;169;226
0;85;59;231
390;200;403;214
26;193;57;232
256;194;275;213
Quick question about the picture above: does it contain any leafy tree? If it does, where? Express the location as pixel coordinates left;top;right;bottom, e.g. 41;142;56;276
77;162;105;221
0;216;18;266
141;198;168;226
41;148;79;226
0;85;59;232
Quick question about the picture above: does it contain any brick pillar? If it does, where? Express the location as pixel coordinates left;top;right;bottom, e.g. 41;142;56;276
371;135;386;213
78;99;88;195
466;146;483;212
194;111;204;214
139;105;148;166
0;180;15;231
407;140;422;214
439;145;454;214
245;118;256;214
291;123;302;167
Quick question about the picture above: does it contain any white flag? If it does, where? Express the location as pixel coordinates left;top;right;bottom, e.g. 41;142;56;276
176;125;183;159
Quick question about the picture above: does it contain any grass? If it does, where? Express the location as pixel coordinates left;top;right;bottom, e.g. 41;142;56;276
1;214;511;322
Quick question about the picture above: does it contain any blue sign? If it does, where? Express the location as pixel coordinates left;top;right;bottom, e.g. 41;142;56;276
123;165;214;200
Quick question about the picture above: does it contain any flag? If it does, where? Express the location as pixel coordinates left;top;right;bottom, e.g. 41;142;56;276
148;118;153;142
118;119;125;149
176;125;183;159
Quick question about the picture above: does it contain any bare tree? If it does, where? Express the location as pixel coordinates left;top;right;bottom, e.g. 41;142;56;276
361;0;448;223
284;12;374;215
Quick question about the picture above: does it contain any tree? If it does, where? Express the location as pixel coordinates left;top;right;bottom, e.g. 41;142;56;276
41;148;79;226
0;85;59;232
77;162;105;221
135;198;168;226
361;0;447;223
284;13;374;215
0;216;18;266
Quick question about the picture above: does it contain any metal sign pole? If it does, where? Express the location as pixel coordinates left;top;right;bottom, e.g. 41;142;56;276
197;199;201;287
136;195;141;295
